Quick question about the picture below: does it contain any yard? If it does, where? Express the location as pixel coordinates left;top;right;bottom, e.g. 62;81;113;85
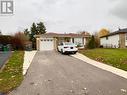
79;48;127;71
0;51;24;94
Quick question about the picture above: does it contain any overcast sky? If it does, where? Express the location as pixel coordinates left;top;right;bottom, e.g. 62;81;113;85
0;0;127;34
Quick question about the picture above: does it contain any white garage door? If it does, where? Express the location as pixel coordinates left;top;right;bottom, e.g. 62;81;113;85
40;38;54;51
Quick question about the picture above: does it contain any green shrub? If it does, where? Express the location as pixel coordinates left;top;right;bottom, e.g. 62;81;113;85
87;35;96;49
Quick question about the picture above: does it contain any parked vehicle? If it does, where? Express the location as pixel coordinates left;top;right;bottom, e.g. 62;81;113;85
58;42;78;54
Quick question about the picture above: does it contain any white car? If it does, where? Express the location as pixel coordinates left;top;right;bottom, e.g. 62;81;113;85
58;42;78;54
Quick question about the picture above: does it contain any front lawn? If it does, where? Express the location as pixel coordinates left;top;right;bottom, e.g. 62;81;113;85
79;48;127;71
0;51;24;94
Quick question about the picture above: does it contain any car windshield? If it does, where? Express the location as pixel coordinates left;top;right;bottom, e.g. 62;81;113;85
64;42;74;45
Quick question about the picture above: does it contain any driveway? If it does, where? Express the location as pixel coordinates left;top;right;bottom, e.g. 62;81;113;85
0;51;12;69
9;51;127;95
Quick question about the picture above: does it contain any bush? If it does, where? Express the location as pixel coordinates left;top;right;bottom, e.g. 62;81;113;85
0;35;13;45
11;32;29;50
87;35;96;49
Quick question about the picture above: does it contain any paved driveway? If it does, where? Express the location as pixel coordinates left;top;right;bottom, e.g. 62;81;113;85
9;51;127;95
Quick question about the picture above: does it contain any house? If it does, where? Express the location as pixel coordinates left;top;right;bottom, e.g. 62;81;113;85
35;33;90;51
100;28;127;48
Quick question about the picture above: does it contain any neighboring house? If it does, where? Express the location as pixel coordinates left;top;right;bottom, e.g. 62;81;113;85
35;33;90;51
100;28;127;48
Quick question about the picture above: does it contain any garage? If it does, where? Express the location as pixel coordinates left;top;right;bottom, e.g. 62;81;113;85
35;33;90;51
40;38;54;51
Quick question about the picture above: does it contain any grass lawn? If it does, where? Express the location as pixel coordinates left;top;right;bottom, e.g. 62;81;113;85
0;51;24;94
79;48;127;71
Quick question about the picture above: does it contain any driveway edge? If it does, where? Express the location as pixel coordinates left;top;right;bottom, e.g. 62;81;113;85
23;51;37;75
0;51;12;72
71;53;127;79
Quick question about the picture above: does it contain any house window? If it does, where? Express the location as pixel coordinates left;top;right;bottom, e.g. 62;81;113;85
106;36;108;40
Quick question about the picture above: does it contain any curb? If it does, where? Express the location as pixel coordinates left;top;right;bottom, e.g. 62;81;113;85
71;53;127;79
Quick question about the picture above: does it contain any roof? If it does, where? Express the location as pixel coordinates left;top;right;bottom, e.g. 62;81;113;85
100;28;127;38
35;32;90;38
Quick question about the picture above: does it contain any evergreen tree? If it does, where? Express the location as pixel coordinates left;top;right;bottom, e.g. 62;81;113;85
26;21;47;49
37;22;46;34
24;28;29;36
30;23;37;49
24;28;30;41
87;35;96;49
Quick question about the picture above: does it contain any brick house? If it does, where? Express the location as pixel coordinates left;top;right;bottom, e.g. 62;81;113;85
35;33;90;51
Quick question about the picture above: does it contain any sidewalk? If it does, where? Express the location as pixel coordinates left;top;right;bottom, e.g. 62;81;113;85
23;51;37;75
71;53;127;79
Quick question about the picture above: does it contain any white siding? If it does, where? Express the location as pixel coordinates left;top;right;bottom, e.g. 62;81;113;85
100;34;119;48
70;37;86;48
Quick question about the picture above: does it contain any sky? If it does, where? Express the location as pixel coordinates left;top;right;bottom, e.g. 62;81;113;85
0;0;127;34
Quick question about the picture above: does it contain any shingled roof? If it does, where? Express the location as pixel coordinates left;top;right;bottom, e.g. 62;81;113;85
100;28;127;38
35;32;90;38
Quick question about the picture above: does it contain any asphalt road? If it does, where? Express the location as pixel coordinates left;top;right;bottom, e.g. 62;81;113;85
9;51;127;95
0;51;11;68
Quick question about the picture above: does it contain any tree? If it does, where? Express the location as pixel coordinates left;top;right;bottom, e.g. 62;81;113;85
12;32;29;50
98;28;110;37
30;23;37;49
24;28;29;36
78;31;90;36
30;22;37;36
87;35;96;49
94;32;100;48
37;22;46;34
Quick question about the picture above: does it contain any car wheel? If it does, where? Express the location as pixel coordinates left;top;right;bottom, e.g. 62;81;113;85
73;51;77;54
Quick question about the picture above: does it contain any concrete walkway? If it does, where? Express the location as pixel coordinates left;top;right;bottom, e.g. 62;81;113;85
23;51;37;75
71;53;127;79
